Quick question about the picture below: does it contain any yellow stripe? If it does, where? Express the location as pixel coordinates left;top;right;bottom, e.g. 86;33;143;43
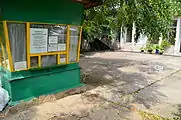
0;48;1;66
31;22;66;26
0;38;6;67
69;25;82;27
9;21;78;27
7;20;66;26
57;54;60;64
6;20;26;23
3;21;14;72
30;51;67;57
6;20;57;25
3;21;81;70
66;25;70;64
76;26;82;62
38;55;41;67
27;22;31;69
0;37;2;66
6;20;79;27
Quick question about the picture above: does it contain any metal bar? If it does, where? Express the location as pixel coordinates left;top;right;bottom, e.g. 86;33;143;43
30;51;67;57
0;45;1;66
0;38;6;67
27;22;31;69
38;55;41;67
31;22;65;26
76;26;83;62
6;21;64;26
57;54;60;64
3;21;14;72
6;21;27;23
66;25;70;64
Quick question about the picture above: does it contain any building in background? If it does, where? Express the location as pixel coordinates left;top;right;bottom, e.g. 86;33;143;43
120;17;181;55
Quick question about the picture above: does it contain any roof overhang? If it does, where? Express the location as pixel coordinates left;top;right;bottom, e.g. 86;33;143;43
72;0;103;9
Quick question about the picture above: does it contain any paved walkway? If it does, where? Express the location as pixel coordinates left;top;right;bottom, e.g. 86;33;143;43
2;52;181;120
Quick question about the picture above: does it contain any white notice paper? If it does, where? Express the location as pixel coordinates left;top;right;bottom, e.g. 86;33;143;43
30;28;48;54
48;44;58;52
60;58;66;63
14;61;27;71
49;36;58;44
58;44;66;51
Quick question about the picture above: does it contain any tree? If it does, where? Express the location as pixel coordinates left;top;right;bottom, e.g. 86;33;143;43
83;0;181;42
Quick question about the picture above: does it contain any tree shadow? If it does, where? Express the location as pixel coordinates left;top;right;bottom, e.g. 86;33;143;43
80;56;169;110
1;54;174;120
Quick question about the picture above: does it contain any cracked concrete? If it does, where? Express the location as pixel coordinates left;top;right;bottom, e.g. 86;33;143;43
2;52;181;120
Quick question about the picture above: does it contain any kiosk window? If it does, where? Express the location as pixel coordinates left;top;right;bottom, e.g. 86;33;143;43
30;24;67;54
60;54;66;63
8;23;27;70
41;55;56;67
69;26;80;62
30;56;38;68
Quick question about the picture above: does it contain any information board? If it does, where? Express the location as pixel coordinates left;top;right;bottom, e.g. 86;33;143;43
49;36;58;44
30;28;48;54
48;44;58;52
58;44;66;51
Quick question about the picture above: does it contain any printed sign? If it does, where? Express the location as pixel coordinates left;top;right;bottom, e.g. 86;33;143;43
48;44;57;52
49;36;58;44
58;44;66;51
14;61;27;71
30;28;48;54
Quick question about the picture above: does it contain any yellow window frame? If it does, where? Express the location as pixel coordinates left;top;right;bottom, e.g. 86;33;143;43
3;21;82;72
0;37;6;68
3;21;14;72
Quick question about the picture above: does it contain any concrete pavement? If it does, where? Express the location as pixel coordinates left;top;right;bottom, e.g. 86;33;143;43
2;52;181;120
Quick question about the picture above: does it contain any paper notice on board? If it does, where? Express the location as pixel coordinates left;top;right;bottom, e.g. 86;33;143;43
49;36;58;44
60;58;66;63
48;44;58;52
58;44;66;51
30;28;48;54
14;61;27;71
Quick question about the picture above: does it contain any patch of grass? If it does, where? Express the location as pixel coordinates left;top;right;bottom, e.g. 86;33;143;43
138;110;170;120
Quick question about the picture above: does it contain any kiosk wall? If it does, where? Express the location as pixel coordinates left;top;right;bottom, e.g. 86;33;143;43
0;0;84;105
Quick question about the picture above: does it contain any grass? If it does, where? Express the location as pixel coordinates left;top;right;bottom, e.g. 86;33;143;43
138;110;170;120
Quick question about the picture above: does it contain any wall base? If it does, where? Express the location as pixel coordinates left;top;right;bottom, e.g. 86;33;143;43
1;63;82;105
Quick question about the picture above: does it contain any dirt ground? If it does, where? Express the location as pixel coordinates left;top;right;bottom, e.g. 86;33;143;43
1;51;181;120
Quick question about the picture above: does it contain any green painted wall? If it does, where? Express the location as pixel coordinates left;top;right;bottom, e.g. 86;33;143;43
1;63;83;105
0;0;84;25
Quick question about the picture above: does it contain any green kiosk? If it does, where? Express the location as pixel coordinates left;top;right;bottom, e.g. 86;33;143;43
0;0;103;105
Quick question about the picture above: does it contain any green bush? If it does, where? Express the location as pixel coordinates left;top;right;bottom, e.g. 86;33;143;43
153;44;163;50
168;38;176;45
160;40;171;50
140;47;145;50
154;44;160;50
146;43;154;50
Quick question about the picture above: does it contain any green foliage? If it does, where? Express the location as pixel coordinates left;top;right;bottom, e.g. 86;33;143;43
152;44;164;52
168;37;176;45
154;44;160;50
83;0;181;42
140;47;144;50
145;42;154;50
160;40;172;50
138;110;170;120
